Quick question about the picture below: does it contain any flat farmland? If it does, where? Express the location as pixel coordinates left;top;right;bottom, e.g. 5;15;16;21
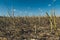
0;16;60;40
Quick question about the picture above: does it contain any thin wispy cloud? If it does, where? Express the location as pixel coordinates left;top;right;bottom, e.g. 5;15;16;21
48;4;51;7
53;0;56;2
38;8;43;12
24;11;28;13
13;9;16;11
19;11;23;14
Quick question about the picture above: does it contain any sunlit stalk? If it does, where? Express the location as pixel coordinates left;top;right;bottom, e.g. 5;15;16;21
53;10;57;31
46;12;53;32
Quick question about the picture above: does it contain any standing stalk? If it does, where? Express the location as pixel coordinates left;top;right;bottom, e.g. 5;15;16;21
46;12;53;32
50;12;53;32
53;10;57;31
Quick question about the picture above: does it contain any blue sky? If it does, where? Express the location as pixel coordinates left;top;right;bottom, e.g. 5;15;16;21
0;0;60;16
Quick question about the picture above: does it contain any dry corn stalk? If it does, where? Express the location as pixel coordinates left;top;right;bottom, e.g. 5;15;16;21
53;11;57;31
50;11;53;32
46;11;57;32
46;12;53;32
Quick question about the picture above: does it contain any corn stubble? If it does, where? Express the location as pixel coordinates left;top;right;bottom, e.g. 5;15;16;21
0;12;60;40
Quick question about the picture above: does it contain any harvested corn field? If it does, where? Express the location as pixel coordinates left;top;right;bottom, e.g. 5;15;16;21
0;0;60;40
0;16;60;40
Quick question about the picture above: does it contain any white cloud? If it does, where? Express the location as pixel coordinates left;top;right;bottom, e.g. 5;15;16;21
40;10;43;12
19;11;22;13
53;0;56;2
11;9;16;12
38;8;43;12
38;8;41;10
24;11;28;13
13;9;16;11
48;4;51;6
